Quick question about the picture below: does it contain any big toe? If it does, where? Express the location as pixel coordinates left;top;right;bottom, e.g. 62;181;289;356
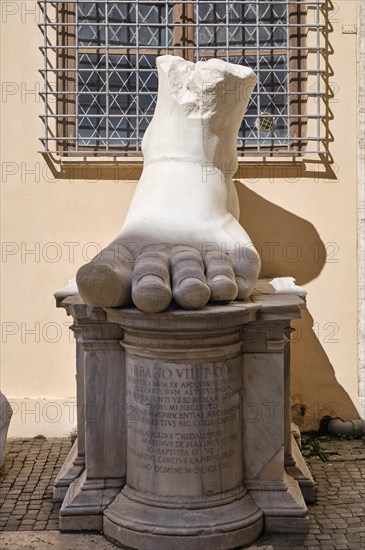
76;262;132;308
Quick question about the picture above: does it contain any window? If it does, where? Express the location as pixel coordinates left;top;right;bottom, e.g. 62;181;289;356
40;1;325;157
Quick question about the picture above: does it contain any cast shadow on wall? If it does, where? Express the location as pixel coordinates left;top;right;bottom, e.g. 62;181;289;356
235;183;360;428
236;183;325;284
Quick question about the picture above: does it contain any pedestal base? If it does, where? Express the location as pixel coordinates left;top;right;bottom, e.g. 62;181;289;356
247;473;309;534
53;441;85;502
59;471;124;531
56;290;309;549
104;488;263;550
286;435;316;504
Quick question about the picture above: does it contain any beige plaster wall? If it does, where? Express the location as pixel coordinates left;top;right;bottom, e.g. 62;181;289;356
1;1;361;436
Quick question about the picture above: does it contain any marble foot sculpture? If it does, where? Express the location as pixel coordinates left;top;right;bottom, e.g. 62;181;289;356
76;55;261;313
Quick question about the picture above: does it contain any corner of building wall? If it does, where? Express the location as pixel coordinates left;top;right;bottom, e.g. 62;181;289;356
357;0;365;419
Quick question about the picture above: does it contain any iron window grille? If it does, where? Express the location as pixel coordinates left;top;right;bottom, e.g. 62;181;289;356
39;0;326;157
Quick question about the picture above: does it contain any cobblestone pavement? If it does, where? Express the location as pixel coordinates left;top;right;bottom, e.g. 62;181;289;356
0;437;70;532
0;436;364;550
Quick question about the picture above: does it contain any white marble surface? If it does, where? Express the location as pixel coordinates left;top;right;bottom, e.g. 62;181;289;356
243;353;285;481
75;55;261;311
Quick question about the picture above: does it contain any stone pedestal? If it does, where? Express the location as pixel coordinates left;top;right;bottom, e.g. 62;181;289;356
242;311;308;533
56;288;310;548
283;329;316;504
53;327;85;502
103;305;263;550
57;300;126;531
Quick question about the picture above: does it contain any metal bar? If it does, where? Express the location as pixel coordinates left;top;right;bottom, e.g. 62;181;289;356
75;0;79;151
41;1;325;5
286;0;290;152
195;0;199;60
316;0;321;153
40;91;327;97
225;0;229;61
40;45;327;51
44;0;48;152
165;0;169;53
41;112;326;118
40;22;326;28
105;0;109;152
255;0;260;153
136;0;140;152
40;68;327;74
41;135;324;141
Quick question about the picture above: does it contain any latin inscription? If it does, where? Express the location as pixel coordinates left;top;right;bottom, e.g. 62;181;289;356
127;358;242;477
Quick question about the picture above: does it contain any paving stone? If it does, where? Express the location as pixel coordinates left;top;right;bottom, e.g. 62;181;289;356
26;509;38;519
1;436;364;549
20;519;36;525
2;525;16;531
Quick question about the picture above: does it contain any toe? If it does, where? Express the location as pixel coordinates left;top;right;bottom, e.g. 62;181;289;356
171;246;211;309
235;276;253;300
132;247;172;313
204;251;238;302
76;262;132;308
227;245;261;300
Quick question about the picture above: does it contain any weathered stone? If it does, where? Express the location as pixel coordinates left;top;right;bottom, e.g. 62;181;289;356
58;309;126;531
53;332;85;502
0;392;13;468
103;304;264;549
53;287;311;548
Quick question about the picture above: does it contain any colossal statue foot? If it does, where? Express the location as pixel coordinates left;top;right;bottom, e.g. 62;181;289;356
76;55;261;313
